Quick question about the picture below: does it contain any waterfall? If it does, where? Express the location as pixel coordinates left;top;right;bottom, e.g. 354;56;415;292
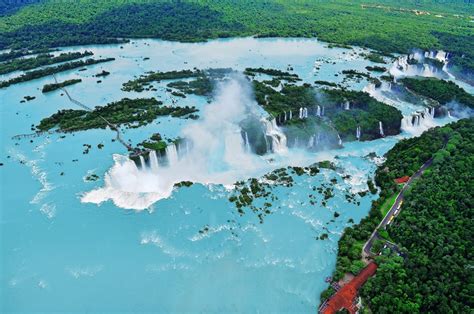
448;110;452;118
289;110;293;120
149;150;160;172
401;110;436;134
316;105;321;117
139;155;146;169
307;135;314;148
322;106;325;116
185;140;190;154
284;111;287;122
429;107;435;118
263;118;287;153
243;131;251;152
165;143;179;165
397;55;408;71
299;107;303;119
337;134;342;146
415;115;420;126
344;102;350;110
379;121;385;137
356;126;361;141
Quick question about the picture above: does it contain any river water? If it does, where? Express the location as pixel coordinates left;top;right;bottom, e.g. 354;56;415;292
0;37;467;312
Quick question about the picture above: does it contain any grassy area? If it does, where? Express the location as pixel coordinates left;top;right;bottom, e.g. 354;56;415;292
380;193;397;217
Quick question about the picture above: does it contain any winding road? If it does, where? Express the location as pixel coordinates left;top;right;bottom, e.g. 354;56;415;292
362;157;433;259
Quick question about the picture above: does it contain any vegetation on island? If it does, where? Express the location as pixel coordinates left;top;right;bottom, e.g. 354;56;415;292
320;118;474;313
244;67;300;82
36;98;198;132
400;76;474;109
0;51;93;75
95;70;110;77
123;68;231;95
0;57;115;88
42;78;82;93
0;48;57;62
122;69;202;92
136;133;170;152
363;53;387;64
0;1;472;73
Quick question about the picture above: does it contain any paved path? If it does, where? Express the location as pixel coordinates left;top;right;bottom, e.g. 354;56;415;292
362;158;433;259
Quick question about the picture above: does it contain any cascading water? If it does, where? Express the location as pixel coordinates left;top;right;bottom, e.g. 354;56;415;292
379;121;385;137
390;49;452;80
243;131;251;152
337;134;342;146
429;107;435;118
344;102;350;110
401;108;436;135
139;156;146;169
356;126;361;141
289;110;293;120
84;78;284;209
149;150;160;172
316;105;321;117
263;118;288;153
165;143;179;166
299;107;309;119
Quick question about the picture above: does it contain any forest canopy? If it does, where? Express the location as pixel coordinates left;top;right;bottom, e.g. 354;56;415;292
0;0;473;72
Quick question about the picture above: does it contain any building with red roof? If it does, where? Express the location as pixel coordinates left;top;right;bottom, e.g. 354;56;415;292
394;176;410;184
319;262;378;314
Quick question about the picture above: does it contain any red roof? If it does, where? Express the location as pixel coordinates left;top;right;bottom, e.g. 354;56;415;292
394;176;410;184
320;262;378;314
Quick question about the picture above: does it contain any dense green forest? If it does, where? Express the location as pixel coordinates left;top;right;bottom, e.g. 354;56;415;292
321;118;474;312
0;0;472;72
400;77;474;109
0;0;43;16
362;118;474;313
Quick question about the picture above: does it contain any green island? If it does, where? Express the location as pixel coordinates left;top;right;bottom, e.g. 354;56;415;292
122;69;202;92
0;51;93;75
244;67;300;82
95;70;110;77
42;78;82;93
135;133;181;153
400;76;474;109
36;98;198;132
123;68;231;95
321;118;473;313
0;1;472;75
0;47;56;62
0;57;115;88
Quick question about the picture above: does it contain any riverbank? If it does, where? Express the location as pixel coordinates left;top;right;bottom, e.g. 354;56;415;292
320;118;474;313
